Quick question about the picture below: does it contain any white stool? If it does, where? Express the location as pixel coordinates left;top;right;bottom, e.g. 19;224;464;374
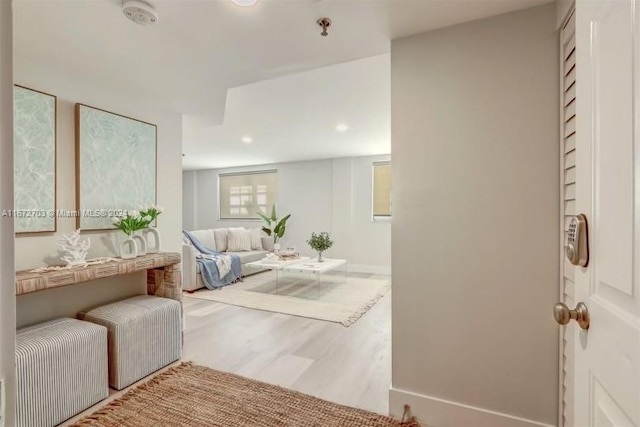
79;295;182;390
16;318;108;427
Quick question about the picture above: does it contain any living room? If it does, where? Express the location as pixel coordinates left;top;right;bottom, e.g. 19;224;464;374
1;1;595;426
179;53;393;411
181;53;392;274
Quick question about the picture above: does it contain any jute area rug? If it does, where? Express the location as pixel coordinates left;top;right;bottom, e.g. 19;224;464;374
185;274;390;327
72;363;418;427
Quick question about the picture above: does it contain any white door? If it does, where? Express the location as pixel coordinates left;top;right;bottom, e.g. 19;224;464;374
570;0;640;425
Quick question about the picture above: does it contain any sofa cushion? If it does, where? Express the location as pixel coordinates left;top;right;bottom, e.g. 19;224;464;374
190;229;216;251
250;228;263;250
213;228;229;252
228;228;252;252
228;250;268;264
196;250;267;274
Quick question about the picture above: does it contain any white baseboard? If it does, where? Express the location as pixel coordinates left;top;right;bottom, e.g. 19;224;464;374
389;387;555;427
347;264;391;275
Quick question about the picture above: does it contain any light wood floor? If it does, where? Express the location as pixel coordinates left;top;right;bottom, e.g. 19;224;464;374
61;271;390;425
182;271;392;414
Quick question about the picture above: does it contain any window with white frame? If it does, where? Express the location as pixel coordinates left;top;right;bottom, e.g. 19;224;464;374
219;171;277;219
372;162;391;218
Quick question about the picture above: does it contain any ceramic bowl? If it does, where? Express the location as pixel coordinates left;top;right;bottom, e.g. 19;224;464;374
277;248;297;257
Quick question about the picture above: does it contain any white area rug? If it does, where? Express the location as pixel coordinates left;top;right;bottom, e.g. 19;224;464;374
184;273;390;327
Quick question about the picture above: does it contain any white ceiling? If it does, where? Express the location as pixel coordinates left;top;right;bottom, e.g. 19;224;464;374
13;0;551;170
184;53;390;169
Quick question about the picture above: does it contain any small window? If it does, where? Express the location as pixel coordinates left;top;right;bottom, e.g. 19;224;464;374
372;162;391;218
219;171;277;220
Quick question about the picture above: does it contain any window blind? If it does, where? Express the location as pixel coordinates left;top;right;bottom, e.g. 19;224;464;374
372;163;391;217
219;171;277;219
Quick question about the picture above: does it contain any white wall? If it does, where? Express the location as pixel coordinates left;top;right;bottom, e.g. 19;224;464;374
390;4;559;427
183;155;391;272
0;2;17;424
13;54;183;328
182;170;197;231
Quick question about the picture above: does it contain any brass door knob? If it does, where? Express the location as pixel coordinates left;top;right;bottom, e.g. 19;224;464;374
554;302;590;330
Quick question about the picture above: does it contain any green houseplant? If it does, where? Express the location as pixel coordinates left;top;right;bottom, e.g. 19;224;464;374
257;204;291;249
111;210;145;236
138;204;164;228
111;204;165;258
307;232;333;262
138;204;164;253
111;210;146;259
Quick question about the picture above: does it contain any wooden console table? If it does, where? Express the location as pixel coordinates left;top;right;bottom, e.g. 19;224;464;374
16;252;182;301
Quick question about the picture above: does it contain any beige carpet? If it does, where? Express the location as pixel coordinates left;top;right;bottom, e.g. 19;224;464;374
185;273;390;326
72;362;418;427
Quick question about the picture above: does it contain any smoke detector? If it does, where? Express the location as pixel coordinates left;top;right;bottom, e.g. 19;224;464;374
123;0;158;26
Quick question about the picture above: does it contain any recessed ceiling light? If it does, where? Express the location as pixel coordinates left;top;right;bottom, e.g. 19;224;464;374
242;137;253;144
231;0;258;6
336;124;349;132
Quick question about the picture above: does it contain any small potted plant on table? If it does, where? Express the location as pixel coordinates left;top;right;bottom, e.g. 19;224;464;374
307;232;333;262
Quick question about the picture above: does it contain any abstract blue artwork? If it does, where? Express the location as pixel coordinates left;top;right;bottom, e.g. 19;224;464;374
13;86;56;233
75;104;156;230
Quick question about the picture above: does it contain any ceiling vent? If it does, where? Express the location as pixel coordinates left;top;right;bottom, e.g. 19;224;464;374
123;0;158;26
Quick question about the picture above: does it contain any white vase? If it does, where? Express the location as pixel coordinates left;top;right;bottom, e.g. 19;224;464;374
142;227;161;254
273;242;281;251
119;236;138;259
132;233;147;256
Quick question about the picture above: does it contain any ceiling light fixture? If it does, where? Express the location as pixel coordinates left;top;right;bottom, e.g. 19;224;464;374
122;0;158;26
242;137;253;144
231;0;258;6
336;124;349;132
317;17;332;37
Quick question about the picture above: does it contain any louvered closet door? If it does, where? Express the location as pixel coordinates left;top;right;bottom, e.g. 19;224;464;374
572;1;640;424
560;10;576;427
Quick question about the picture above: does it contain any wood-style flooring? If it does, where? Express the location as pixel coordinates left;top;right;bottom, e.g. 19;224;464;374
182;271;391;414
61;271;390;426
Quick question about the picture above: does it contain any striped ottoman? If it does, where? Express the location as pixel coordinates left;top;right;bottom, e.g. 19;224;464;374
79;295;182;390
16;318;108;427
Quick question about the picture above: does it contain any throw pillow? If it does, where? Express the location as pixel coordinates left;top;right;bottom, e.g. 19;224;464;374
227;228;252;252
213;228;229;252
190;229;216;252
250;228;263;250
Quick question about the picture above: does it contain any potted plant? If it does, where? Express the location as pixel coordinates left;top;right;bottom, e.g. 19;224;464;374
307;232;333;262
112;210;145;259
257;204;291;250
138;204;164;253
138;204;163;227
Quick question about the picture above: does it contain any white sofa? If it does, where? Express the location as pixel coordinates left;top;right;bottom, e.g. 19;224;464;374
182;227;273;292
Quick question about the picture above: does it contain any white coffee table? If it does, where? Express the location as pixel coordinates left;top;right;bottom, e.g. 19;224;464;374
283;258;348;290
245;256;311;270
282;258;347;274
244;256;310;292
245;256;347;293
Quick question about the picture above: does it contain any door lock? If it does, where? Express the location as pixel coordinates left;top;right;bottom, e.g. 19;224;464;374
554;302;590;330
566;214;589;267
